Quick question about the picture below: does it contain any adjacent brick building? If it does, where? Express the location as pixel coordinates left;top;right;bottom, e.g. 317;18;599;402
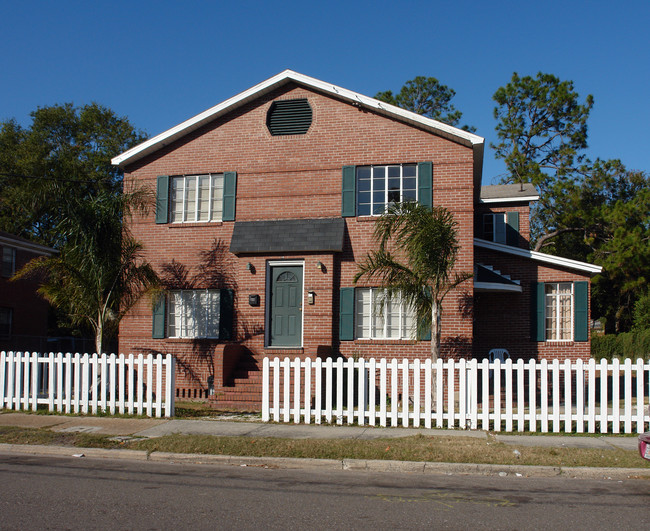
0;232;55;352
113;71;601;408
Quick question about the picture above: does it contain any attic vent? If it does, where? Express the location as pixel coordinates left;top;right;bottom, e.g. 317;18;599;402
267;99;312;136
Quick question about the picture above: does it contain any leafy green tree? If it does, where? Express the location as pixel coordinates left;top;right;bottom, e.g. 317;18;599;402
0;103;146;246
633;293;650;331
354;203;472;361
491;72;594;242
530;158;650;333
13;189;159;354
376;76;475;131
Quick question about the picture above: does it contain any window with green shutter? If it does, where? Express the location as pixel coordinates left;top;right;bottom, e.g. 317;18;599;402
152;289;234;340
532;281;588;342
156;172;237;224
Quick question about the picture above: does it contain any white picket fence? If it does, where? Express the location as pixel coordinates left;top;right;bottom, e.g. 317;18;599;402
0;352;175;417
262;357;650;434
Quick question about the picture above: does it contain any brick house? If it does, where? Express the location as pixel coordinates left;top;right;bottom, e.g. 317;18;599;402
0;232;56;352
113;70;601;408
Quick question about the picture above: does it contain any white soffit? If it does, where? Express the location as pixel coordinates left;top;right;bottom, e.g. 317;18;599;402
474;238;603;274
111;70;485;168
480;195;540;204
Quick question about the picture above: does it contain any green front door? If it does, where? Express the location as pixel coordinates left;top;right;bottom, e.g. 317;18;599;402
269;265;303;347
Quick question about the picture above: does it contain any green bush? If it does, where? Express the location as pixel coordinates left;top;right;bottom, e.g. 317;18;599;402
591;329;650;361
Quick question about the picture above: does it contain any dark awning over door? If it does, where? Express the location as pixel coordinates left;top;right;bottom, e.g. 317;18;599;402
229;218;345;254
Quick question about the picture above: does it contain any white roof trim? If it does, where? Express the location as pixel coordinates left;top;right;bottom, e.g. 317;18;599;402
112;70;485;167
0;234;56;256
474;282;523;293
480;195;539;204
474;238;603;274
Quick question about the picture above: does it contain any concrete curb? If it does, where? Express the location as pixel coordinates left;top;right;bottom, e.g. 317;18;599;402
1;443;649;480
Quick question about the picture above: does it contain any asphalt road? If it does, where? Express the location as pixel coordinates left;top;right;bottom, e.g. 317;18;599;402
0;452;648;530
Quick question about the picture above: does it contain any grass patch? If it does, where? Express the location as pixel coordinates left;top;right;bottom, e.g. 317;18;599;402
129;433;649;469
0;426;125;449
0;425;647;469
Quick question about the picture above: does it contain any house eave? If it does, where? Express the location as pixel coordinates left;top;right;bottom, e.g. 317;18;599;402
474;282;523;293
480;195;539;204
0;233;56;256
474;238;603;275
111;70;485;169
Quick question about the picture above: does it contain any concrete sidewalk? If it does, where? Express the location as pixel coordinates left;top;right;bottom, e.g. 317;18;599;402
0;411;639;451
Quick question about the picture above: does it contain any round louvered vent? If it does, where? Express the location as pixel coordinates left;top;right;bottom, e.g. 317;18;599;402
266;99;312;136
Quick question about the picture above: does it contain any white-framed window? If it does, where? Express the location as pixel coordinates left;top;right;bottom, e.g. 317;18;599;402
0;307;12;338
170;174;224;223
167;290;221;338
1;246;15;278
483;213;506;244
355;288;416;340
357;164;417;216
545;282;573;341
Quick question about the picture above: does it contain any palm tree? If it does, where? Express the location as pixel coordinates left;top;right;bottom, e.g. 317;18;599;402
354;202;471;362
14;188;159;355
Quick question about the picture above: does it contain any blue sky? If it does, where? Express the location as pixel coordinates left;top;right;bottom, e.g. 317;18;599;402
1;1;648;183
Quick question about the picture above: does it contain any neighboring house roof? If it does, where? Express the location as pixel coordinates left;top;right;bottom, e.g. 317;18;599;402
479;183;539;203
0;231;56;256
111;70;485;185
475;238;602;274
230;218;345;254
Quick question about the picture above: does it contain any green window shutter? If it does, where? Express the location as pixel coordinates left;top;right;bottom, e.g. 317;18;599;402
156;175;169;224
339;288;355;340
152;296;166;339
506;211;520;246
417;161;433;211
222;172;237;221
531;282;545;342
574;281;589;342
417;325;431;341
219;289;234;340
341;166;356;217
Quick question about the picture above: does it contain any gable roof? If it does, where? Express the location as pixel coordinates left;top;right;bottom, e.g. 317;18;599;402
111;70;485;176
475;238;602;275
480;183;539;203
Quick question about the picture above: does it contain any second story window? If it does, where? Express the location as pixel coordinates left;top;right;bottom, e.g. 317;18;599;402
357;164;417;216
483;213;506;243
1;246;15;278
170;174;224;223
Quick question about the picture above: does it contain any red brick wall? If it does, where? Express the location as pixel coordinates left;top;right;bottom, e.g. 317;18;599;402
474;247;592;362
119;83;476;396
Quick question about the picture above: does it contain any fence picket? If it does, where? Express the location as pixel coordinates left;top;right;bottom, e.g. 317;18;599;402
369;358;377;427
611;358;620;433
564;359;572;433
575;359;584;433
528;359;537;433
600;358;608;433
636;359;645;433
262;357;270;421
0;351;6;409
304;358;312;424
624;358;632;433
293;357;301;424
325;357;333;424
379;359;388;428
516;359;525;432
335;357;343;425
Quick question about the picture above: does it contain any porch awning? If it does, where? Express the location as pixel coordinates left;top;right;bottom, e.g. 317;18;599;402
474;264;522;293
229;217;345;254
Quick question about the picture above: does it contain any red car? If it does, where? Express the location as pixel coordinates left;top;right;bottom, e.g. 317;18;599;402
639;432;650;460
